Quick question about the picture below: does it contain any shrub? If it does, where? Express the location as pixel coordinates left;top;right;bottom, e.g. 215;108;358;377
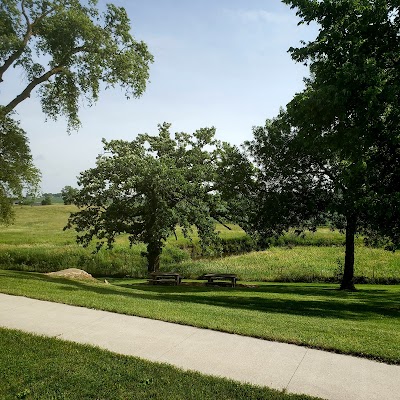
41;195;52;206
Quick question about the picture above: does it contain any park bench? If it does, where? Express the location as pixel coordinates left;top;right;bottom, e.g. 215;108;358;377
201;273;237;287
148;272;182;285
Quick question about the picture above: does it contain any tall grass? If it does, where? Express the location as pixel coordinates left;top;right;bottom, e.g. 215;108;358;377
173;247;400;283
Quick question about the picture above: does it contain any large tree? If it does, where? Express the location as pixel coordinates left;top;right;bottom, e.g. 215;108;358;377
247;0;400;290
0;0;153;224
61;185;78;205
0;114;40;223
0;0;153;129
66;123;231;272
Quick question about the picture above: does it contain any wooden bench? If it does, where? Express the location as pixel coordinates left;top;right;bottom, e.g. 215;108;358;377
148;272;182;285
202;273;237;287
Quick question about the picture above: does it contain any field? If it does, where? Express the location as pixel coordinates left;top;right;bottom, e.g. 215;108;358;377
1;204;399;399
1;205;399;282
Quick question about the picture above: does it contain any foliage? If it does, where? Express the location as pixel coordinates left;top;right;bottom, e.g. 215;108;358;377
0;0;153;130
40;193;52;205
247;0;400;289
0;113;40;224
66;123;232;272
60;185;77;204
214;142;257;229
0;0;153;226
1;270;399;364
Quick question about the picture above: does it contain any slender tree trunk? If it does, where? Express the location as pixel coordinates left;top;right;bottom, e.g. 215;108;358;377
146;241;162;273
340;213;357;291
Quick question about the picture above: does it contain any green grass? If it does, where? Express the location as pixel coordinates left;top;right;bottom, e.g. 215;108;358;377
0;205;347;246
1;205;399;282
1;270;399;364
1;204;78;245
0;328;318;400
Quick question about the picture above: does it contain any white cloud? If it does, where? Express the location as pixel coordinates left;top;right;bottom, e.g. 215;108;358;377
225;9;296;25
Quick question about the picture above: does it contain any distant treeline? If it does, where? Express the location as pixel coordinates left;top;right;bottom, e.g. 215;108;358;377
16;193;64;206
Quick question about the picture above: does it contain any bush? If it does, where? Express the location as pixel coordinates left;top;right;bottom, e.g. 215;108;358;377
41;195;52;205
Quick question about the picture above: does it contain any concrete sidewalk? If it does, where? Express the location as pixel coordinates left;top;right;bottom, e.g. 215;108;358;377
0;293;399;400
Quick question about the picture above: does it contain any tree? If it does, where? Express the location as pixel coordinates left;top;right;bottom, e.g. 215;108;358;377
65;123;231;272
0;114;40;223
247;0;400;290
0;0;153;130
0;1;152;223
214;142;258;231
61;185;78;204
41;193;52;205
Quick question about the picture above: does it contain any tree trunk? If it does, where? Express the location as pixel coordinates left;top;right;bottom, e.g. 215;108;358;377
340;213;357;291
146;241;162;273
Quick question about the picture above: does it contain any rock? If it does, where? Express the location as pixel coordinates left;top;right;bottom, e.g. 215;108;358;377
46;268;95;280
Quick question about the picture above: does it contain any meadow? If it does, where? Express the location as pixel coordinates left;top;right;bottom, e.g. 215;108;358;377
0;204;399;283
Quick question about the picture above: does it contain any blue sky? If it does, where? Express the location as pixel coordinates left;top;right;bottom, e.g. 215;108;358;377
2;0;318;193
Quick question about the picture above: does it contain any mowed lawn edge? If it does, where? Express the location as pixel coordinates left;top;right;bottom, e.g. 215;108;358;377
1;270;399;365
0;328;320;400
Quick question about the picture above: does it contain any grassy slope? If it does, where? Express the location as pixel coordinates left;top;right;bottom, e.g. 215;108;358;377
0;204;243;246
0;204;78;245
0;205;350;247
0;328;318;400
1;270;399;364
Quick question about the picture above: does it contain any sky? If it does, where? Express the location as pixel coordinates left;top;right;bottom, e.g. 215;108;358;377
1;0;318;193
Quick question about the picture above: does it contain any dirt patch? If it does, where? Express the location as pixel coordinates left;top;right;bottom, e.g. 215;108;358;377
46;268;96;281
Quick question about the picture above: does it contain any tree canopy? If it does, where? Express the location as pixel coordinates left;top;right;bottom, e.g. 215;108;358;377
66;123;231;272
61;185;77;205
0;114;40;223
246;0;400;290
0;0;153;224
0;0;153;130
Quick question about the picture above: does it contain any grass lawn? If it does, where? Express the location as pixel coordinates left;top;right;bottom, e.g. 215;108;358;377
1;270;399;364
0;328;318;400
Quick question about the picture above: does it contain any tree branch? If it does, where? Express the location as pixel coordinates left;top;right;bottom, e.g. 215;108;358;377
0;2;32;82
0;2;57;83
213;217;232;230
3;66;65;114
21;0;30;26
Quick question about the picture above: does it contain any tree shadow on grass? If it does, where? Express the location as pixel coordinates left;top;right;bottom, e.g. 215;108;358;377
1;270;399;321
119;279;400;310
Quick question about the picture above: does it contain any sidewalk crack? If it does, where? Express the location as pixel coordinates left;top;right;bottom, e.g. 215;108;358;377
155;330;199;361
285;348;308;391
